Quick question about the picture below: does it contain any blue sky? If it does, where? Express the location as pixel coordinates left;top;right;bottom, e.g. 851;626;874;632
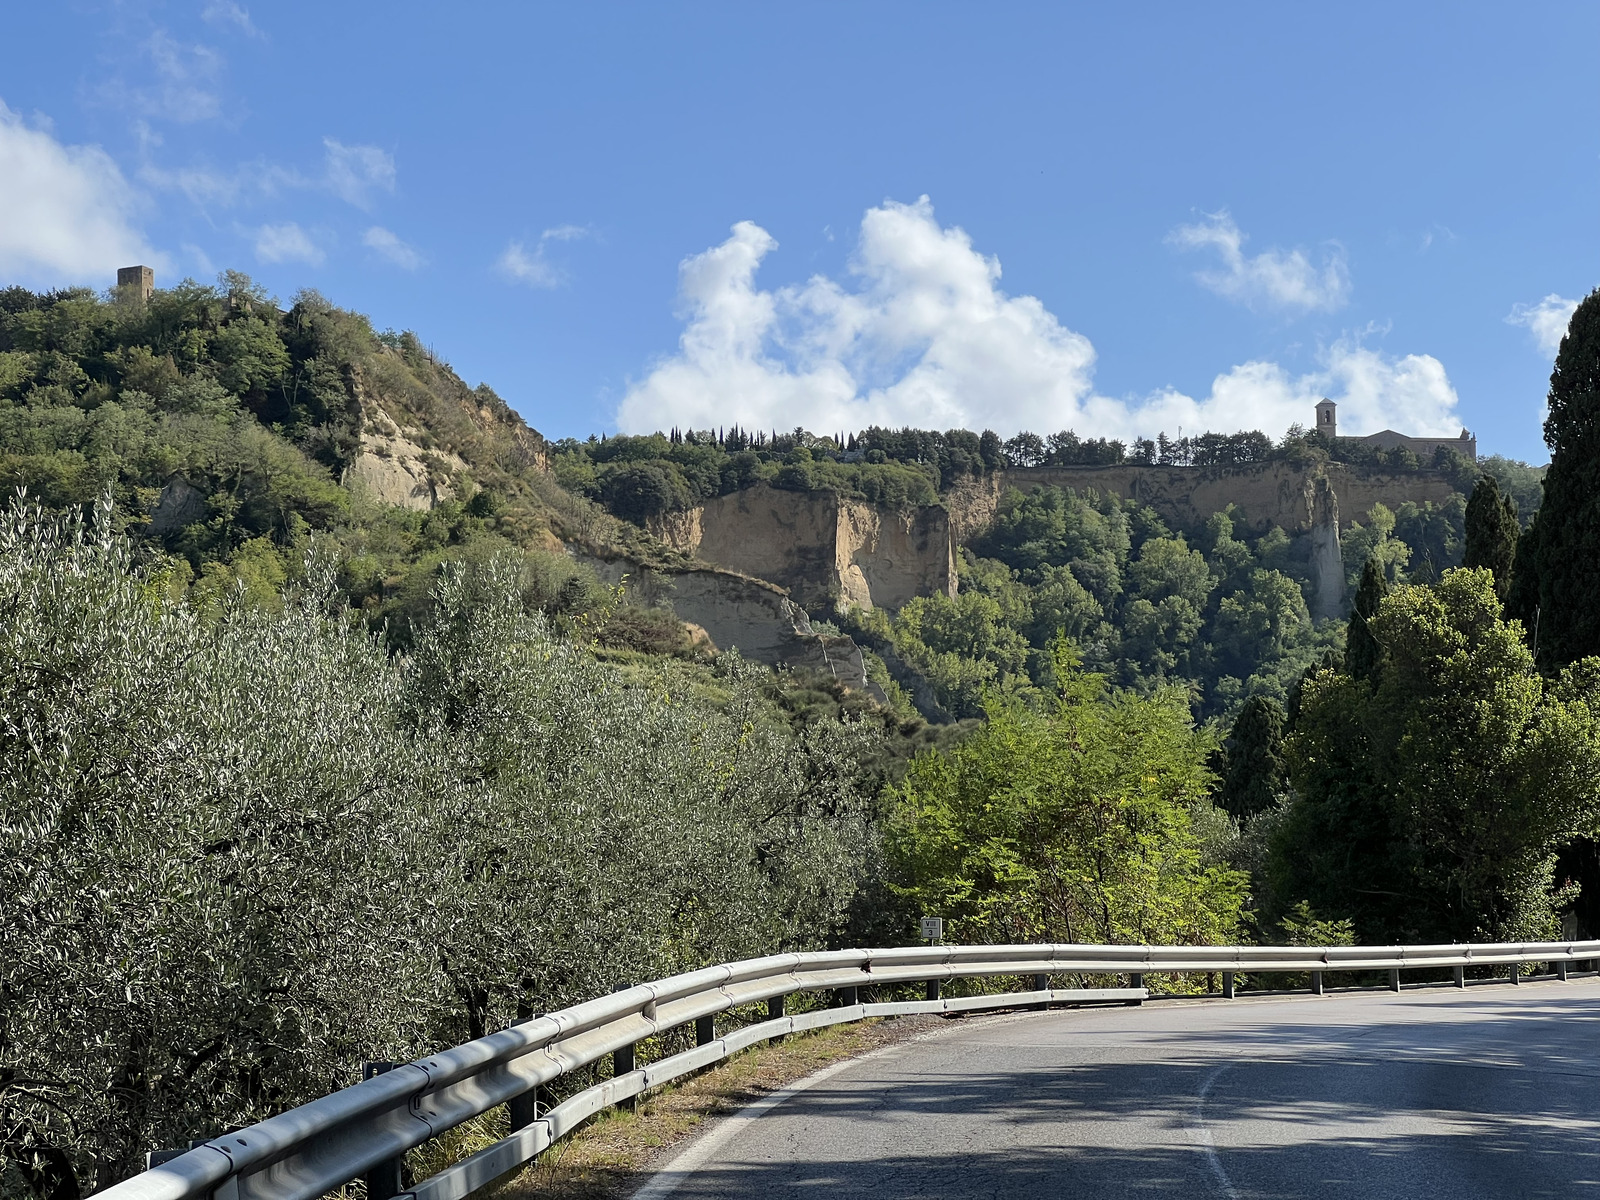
1;3;1596;461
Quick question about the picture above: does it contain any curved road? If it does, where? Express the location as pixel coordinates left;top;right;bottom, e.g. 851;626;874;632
639;978;1600;1199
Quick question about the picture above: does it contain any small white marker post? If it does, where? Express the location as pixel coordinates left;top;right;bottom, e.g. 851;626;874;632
920;916;944;1001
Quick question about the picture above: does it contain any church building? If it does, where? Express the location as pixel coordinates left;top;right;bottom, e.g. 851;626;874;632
1314;398;1476;461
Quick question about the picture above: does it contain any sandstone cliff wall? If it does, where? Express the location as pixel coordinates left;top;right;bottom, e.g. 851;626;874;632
576;552;887;702
945;462;1459;540
653;485;955;613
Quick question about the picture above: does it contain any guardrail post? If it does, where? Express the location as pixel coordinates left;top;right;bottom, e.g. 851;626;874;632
1221;971;1235;1000
1129;971;1143;990
1388;968;1400;992
1511;963;1522;985
1454;965;1465;988
1558;960;1569;982
768;993;786;1044
613;1040;637;1112
1031;973;1049;1010
835;984;858;1008
696;1014;715;1046
611;984;638;1112
924;978;940;1002
361;1063;403;1200
1310;970;1324;996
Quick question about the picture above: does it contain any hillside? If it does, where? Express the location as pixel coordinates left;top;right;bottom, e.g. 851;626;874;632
0;274;1547;724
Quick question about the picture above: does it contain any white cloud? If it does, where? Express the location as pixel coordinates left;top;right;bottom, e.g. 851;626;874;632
254;222;323;265
201;1;263;38
618;197;1463;441
497;225;591;287
362;225;421;269
1167;210;1350;314
323;139;394;208
141;138;393;214
0;100;161;282
1507;294;1580;356
133;31;226;123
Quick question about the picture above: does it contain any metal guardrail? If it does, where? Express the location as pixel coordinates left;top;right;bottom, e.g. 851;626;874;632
95;939;1600;1200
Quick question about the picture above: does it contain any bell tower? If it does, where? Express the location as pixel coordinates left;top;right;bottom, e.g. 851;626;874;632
1315;398;1337;440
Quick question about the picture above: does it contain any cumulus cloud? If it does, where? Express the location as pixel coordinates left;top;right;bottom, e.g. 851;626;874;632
618;197;1463;441
497;225;591;287
254;222;323;265
1167;210;1350;314
363;225;421;269
0;101;161;281
1507;294;1580;356
323;139;394;209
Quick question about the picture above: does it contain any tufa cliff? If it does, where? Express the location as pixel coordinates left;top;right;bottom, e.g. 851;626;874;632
649;484;956;612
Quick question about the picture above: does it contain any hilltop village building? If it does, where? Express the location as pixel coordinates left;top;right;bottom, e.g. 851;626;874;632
1314;398;1476;461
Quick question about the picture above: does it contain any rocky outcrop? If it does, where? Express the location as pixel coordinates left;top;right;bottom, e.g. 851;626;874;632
344;423;466;511
1307;475;1345;620
577;552;889;702
149;474;207;534
651;485;955;613
944;462;1459;540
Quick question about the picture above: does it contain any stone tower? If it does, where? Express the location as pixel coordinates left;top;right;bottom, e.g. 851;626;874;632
1315;398;1337;440
117;265;154;302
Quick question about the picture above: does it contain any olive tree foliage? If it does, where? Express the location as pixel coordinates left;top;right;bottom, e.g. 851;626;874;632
0;499;877;1200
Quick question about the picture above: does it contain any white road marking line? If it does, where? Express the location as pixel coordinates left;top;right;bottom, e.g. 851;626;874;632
1190;1062;1242;1200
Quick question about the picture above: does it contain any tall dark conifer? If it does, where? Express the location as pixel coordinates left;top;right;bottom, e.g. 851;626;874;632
1463;475;1519;602
1346;558;1389;681
1529;288;1600;666
1219;696;1286;820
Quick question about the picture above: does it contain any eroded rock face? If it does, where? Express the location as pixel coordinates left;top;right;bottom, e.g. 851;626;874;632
943;462;1459;539
577;553;888;703
1307;475;1346;620
149;475;207;534
652;484;955;613
344;425;466;511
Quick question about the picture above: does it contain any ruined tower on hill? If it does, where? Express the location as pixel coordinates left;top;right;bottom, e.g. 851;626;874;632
116;266;154;303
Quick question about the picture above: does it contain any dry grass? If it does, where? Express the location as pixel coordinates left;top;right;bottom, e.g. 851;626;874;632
494;1015;946;1200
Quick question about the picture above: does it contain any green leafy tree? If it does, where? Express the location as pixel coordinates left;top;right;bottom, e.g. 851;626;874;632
1341;502;1411;590
887;645;1246;949
1463;475;1519;601
1273;567;1600;943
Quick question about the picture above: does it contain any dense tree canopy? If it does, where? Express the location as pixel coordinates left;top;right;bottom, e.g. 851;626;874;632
886;646;1246;950
1271;568;1600;944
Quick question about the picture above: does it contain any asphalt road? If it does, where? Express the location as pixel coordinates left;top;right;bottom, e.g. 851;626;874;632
638;978;1600;1199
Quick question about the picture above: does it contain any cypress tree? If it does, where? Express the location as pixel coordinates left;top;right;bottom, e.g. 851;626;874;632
1530;288;1600;666
1463;475;1520;602
1346;558;1389;681
1219;696;1286;821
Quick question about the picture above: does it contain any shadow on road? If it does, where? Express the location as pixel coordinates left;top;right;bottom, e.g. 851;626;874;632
659;990;1600;1199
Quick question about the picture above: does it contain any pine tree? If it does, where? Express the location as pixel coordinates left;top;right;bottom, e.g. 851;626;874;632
1528;288;1600;666
1219;696;1286;820
1346;558;1389;681
1463;475;1520;602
